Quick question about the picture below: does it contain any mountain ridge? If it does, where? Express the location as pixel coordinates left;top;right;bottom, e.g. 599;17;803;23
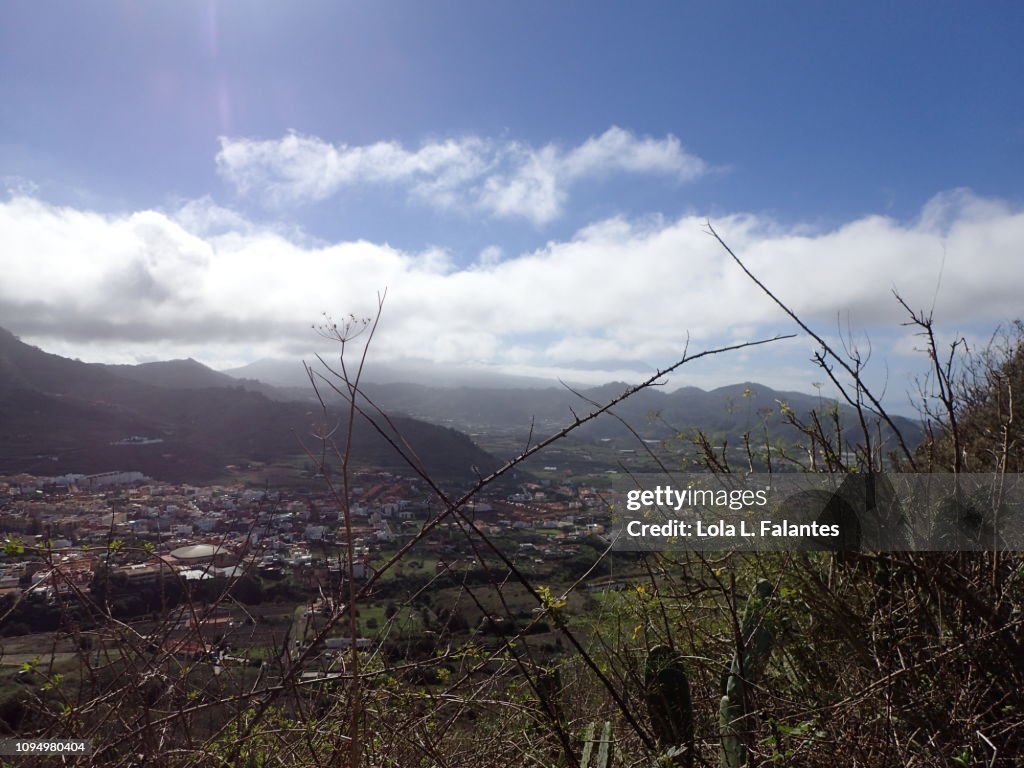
0;329;498;484
0;328;924;478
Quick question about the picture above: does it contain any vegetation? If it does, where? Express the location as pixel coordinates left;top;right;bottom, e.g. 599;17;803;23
1;243;1023;767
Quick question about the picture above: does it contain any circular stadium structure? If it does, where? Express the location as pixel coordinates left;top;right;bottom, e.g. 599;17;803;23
168;544;234;566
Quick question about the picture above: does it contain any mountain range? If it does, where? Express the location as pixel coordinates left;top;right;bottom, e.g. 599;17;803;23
0;329;923;483
243;358;923;452
225;357;922;445
0;328;498;484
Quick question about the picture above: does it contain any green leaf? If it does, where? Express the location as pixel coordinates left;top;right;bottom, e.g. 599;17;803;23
3;537;25;556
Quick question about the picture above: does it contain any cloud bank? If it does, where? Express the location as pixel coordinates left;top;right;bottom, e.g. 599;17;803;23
1;189;1022;385
215;126;708;224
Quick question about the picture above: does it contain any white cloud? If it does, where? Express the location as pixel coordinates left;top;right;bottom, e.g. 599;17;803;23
478;145;564;224
215;127;707;224
477;246;504;268
1;190;1022;391
1;175;39;197
561;126;706;179
172;195;255;236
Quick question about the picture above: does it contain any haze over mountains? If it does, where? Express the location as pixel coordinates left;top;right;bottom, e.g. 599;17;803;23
224;357;565;395
0;328;922;483
0;328;497;483
226;356;923;448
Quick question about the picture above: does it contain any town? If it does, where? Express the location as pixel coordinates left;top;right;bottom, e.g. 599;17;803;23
0;467;624;678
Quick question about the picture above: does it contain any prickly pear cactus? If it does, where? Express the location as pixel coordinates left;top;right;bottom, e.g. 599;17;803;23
644;645;694;767
738;579;775;679
579;721;614;768
720;579;775;768
719;691;745;768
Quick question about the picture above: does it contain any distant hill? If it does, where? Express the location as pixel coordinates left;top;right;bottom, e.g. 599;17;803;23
0;326;922;483
0;328;498;484
106;358;297;401
223;357;922;454
351;379;924;450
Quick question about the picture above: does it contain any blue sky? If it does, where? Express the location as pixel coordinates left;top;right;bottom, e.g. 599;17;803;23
1;2;1022;408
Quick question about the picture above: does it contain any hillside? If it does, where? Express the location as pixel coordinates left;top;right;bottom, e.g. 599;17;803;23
279;374;923;451
0;329;498;484
223;355;922;450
